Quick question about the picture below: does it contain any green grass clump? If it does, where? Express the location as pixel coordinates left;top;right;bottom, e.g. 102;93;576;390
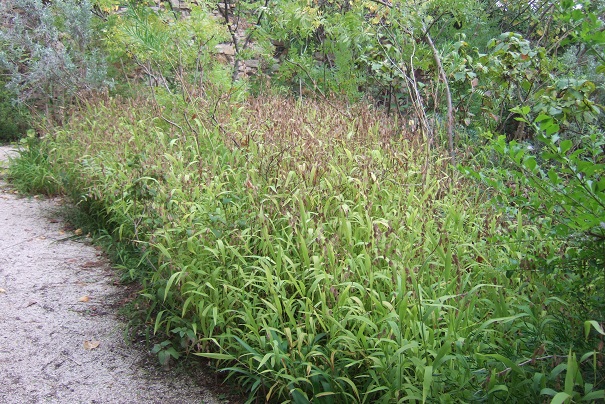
7;133;63;195
0;93;30;143
11;95;603;402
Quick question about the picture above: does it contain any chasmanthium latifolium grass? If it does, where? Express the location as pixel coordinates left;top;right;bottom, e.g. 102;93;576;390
12;96;603;403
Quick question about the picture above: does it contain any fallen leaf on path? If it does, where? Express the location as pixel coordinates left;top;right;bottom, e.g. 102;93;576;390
78;295;90;302
0;288;6;293
83;340;100;350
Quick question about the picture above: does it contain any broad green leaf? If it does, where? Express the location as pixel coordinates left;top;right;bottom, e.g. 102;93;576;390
564;350;578;395
584;320;605;339
541;388;558;397
535;114;551;123
524;156;537;171
545;123;560;136
164;271;183;302
559;140;573;154
422;365;433;403
551;392;572;404
581;390;605;401
487;385;508;396
290;388;310;404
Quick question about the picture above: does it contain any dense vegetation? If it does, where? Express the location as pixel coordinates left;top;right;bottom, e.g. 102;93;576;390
2;0;604;402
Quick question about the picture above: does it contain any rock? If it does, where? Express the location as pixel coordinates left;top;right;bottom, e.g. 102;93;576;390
215;43;236;56
215;53;233;65
244;59;260;69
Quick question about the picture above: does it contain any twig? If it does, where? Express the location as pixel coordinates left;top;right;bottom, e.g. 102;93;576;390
242;0;270;50
368;0;392;8
0;237;37;251
65;355;82;366
160;116;185;135
497;355;562;378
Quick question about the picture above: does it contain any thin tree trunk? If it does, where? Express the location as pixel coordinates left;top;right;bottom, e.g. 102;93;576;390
222;0;241;81
424;30;455;164
367;0;456;163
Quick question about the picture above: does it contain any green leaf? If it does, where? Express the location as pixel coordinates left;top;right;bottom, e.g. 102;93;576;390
256;352;274;370
487;385;508;396
541;388;558;397
535;114;551;123
551;392;572;404
547;169;560;184
524;156;537;171
479;313;530;333
564;350;579;396
559;140;573;154
422;365;433;403
232;335;260;355
584;320;605;340
581;390;605;401
193;352;235;360
545;123;560;136
453;71;466;81
166;347;180;359
154;243;172;260
290;388;310;404
164;271;182;302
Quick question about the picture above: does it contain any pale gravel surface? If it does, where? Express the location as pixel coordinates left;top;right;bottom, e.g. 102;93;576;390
0;146;225;404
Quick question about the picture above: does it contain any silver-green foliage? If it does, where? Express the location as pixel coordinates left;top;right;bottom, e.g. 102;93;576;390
0;0;109;112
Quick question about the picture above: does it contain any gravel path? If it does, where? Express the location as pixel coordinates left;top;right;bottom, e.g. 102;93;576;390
0;146;224;404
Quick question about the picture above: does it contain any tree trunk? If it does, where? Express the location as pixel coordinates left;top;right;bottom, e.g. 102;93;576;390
424;30;456;164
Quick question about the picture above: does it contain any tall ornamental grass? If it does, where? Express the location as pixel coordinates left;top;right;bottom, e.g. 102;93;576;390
13;95;603;402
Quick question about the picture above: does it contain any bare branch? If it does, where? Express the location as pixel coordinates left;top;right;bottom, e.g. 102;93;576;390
424;29;455;164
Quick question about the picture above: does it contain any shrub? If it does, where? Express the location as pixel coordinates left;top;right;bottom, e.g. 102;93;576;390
463;108;605;401
0;83;30;142
0;0;109;121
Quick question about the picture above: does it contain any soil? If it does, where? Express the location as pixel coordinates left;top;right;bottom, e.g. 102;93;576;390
0;146;234;404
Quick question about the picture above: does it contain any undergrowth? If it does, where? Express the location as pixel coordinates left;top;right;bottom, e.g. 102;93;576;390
10;94;604;403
